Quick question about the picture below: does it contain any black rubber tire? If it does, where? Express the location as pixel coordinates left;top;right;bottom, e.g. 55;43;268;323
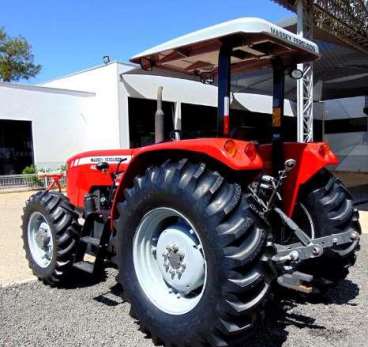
115;159;272;347
22;191;80;286
298;169;361;289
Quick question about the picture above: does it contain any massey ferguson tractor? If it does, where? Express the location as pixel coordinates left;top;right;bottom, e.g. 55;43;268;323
22;18;361;346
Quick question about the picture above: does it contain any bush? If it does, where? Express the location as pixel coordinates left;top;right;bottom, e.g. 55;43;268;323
22;165;42;187
22;165;37;175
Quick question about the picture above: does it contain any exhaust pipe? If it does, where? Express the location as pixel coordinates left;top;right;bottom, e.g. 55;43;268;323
155;86;165;143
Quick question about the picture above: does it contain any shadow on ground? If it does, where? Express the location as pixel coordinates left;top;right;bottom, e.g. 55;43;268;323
90;275;360;347
250;279;360;346
61;268;108;289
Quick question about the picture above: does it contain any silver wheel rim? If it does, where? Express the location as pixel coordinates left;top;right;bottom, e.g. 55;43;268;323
27;212;54;268
299;203;316;239
133;207;207;315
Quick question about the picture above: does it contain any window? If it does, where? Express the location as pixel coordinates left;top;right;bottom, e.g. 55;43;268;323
0;120;34;175
128;98;174;148
180;103;217;139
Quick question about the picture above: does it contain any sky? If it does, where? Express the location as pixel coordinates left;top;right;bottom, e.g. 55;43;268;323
0;0;291;84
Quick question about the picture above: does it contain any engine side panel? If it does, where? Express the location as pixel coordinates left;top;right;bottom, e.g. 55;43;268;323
66;149;134;208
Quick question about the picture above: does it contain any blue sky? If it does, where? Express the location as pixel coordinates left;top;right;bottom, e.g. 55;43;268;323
1;0;291;83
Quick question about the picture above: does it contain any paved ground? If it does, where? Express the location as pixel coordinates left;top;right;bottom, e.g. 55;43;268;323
0;186;368;346
1;236;367;346
0;191;34;286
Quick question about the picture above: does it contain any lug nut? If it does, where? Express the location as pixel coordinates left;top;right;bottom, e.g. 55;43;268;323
312;247;321;256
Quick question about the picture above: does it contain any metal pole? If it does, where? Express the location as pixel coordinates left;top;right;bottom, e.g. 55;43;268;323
297;0;304;143
297;0;314;143
217;44;232;137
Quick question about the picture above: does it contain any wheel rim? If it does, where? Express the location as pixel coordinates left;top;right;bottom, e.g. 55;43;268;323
133;207;207;315
27;212;54;268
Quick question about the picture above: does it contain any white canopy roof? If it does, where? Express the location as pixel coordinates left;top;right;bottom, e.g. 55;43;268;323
130;17;319;76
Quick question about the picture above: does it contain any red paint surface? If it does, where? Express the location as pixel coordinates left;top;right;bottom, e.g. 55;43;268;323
66;139;338;222
258;142;338;216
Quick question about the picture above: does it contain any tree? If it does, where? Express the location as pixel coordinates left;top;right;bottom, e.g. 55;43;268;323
0;27;41;82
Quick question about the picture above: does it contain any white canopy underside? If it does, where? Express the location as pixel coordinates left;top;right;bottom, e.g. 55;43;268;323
130;17;319;76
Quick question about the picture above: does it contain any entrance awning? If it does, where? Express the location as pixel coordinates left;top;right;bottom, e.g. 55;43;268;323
233;17;368;100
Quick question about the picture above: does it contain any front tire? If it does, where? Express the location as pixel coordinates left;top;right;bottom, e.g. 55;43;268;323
22;191;80;285
115;159;271;347
297;170;361;290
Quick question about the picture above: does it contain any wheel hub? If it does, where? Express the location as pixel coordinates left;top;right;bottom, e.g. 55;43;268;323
35;223;51;249
163;244;186;274
156;224;205;294
133;207;207;315
27;212;53;268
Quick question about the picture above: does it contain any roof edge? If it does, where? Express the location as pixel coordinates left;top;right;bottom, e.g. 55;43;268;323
0;81;96;97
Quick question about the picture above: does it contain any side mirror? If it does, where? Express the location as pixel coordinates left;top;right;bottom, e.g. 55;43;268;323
96;161;109;171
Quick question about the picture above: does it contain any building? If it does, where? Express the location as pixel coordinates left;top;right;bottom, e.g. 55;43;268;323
0;61;298;174
0;21;367;174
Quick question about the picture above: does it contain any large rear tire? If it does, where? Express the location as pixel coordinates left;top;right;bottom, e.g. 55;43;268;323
22;191;80;286
296;170;361;290
115;159;272;347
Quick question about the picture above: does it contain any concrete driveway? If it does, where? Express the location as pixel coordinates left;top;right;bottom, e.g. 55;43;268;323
0;191;34;286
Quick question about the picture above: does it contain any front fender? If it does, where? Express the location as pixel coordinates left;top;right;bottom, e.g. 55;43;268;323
111;138;263;219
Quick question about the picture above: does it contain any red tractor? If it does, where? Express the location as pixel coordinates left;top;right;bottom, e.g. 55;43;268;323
22;18;361;346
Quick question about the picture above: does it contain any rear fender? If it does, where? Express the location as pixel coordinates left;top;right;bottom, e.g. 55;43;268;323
259;142;338;216
111;138;263;220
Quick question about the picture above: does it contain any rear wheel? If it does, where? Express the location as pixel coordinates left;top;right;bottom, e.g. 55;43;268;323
22;191;80;285
115;159;272;347
295;170;361;290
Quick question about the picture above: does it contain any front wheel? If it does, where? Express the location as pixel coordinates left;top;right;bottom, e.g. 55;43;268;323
22;191;80;285
115;159;272;347
296;170;361;290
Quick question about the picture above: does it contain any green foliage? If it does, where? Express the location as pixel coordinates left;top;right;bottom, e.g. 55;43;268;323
0;27;41;82
22;165;43;187
22;164;37;175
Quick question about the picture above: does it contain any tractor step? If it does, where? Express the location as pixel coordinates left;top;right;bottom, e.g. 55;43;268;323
73;261;95;274
80;235;100;247
74;220;110;275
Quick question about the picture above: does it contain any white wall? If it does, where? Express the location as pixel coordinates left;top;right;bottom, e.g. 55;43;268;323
0;82;95;169
42;63;130;149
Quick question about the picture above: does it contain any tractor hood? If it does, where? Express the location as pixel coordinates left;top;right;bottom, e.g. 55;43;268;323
130;17;319;77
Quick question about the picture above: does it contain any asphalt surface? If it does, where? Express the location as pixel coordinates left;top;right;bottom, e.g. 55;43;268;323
1;236;367;347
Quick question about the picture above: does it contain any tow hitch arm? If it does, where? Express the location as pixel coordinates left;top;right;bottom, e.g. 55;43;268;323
272;208;360;264
248;159;360;293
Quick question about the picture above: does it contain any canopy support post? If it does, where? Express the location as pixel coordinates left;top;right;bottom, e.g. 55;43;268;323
272;59;285;176
217;44;232;137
